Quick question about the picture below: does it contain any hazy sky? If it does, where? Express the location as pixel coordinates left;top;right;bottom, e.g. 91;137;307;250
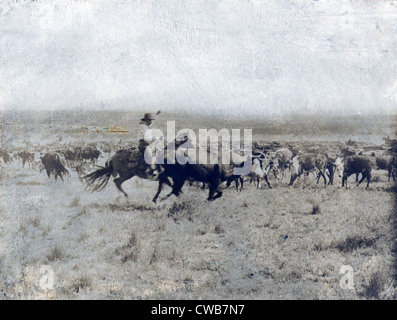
1;0;397;117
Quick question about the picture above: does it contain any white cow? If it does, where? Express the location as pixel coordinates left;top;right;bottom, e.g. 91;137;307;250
332;157;344;180
325;154;344;185
288;153;328;186
247;158;272;189
274;148;294;181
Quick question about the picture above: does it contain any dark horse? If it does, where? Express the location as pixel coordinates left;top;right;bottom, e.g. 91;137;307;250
83;146;251;203
83;148;172;201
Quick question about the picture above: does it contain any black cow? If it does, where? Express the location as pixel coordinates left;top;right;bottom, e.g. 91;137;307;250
157;159;251;202
340;147;356;158
342;155;374;189
41;153;69;182
57;149;81;169
63;149;79;161
75;147;101;164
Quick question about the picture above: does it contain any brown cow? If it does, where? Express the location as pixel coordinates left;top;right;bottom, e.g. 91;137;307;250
18;151;34;169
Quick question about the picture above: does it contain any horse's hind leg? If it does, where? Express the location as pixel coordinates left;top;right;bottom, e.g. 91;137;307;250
163;176;173;188
114;175;133;197
169;178;184;198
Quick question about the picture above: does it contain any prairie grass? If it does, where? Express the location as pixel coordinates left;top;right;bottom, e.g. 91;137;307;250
1;164;396;299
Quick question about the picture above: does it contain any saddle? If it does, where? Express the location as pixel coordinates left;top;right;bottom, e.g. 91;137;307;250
113;148;147;169
119;138;189;169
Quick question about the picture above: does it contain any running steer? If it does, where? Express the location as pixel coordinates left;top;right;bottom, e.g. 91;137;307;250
288;153;328;186
342;155;374;189
41;153;69;182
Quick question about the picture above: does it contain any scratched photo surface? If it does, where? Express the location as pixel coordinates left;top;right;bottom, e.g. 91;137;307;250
1;0;397;300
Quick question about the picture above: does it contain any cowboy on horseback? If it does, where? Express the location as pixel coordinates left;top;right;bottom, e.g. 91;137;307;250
138;111;164;177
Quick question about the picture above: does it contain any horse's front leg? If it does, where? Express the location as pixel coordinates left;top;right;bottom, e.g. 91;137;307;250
152;179;164;203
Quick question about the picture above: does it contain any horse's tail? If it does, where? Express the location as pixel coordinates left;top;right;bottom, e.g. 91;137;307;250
83;160;113;192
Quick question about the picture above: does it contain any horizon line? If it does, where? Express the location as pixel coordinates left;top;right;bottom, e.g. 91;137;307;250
1;108;397;119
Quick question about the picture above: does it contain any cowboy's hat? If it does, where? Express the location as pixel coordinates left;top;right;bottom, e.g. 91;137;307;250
140;113;156;124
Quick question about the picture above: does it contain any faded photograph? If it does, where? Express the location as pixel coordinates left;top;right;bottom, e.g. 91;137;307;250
1;0;397;301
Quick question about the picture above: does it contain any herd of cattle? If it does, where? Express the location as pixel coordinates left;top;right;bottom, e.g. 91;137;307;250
249;148;391;189
0;146;101;182
0;138;396;201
